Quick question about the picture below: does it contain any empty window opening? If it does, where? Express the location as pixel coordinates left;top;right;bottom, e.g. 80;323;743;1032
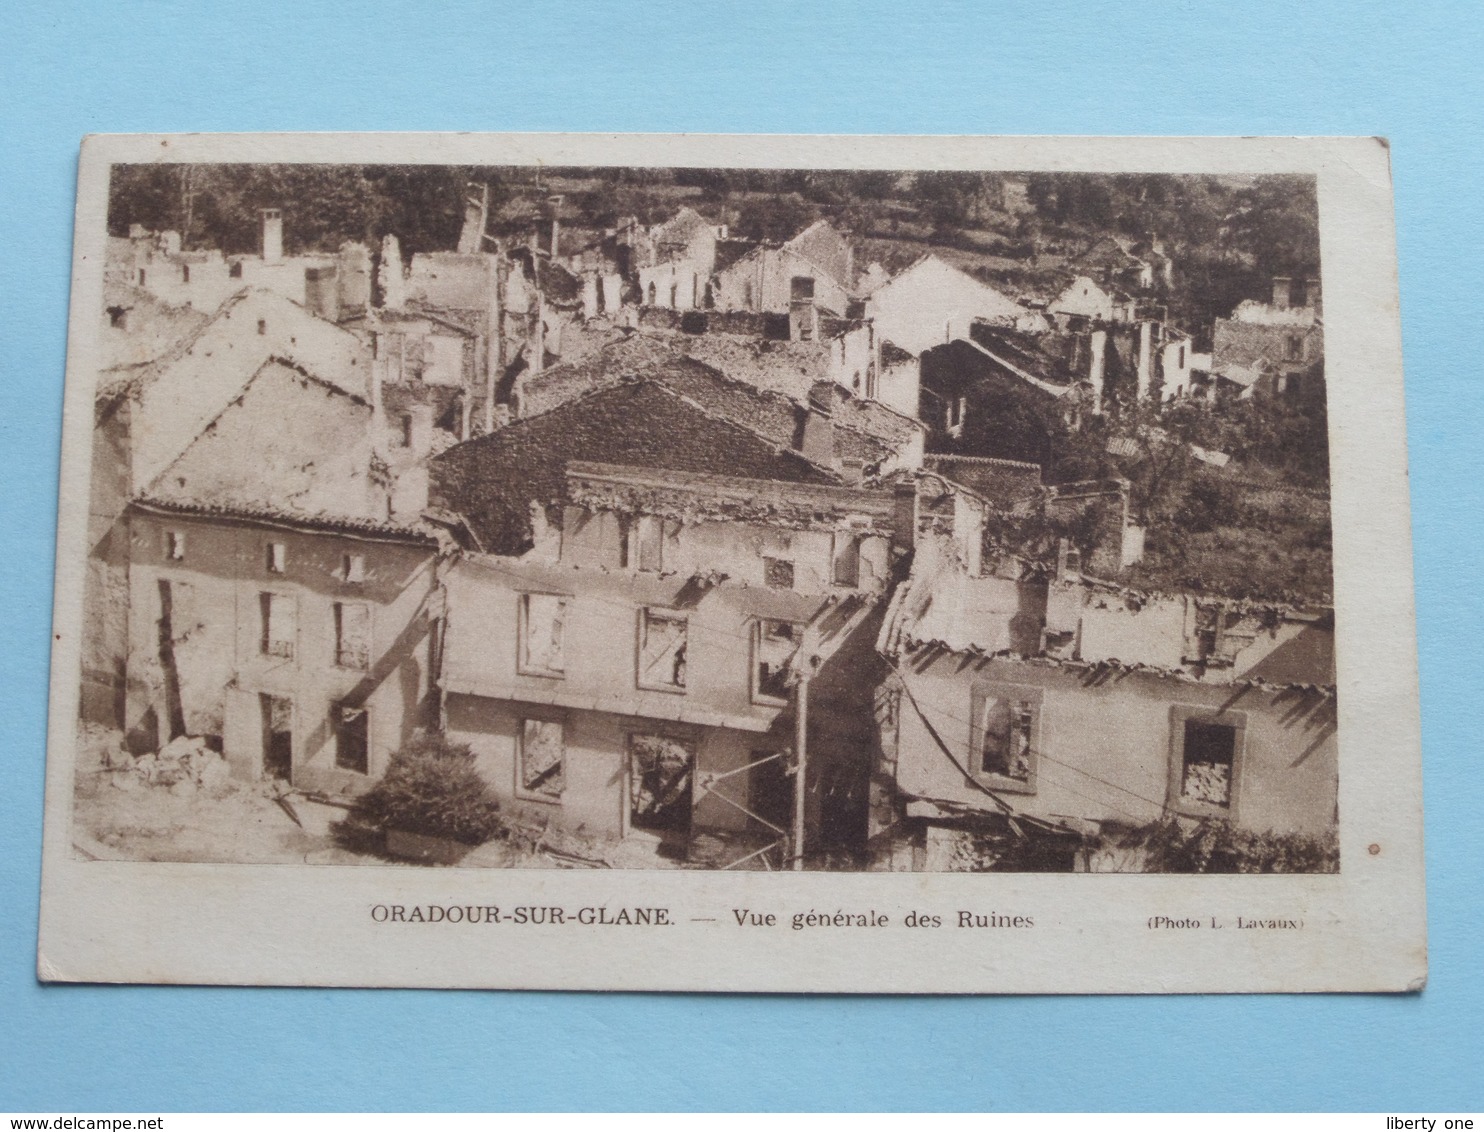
790;275;815;301
639;609;687;690
1285;334;1304;362
138;268;146;286
229;261;243;279
634;514;664;573
257;318;267;336
259;592;296;659
1180;720;1236;807
832;531;861;587
763;557;795;590
518;719;565;801
396;413;413;448
334;702;369;774
980;697;1035;782
181;264;190;284
334;601;371;670
748;747;793;837
754;619;801;703
107;306;128;329
265;542;286;573
520;593;567;676
259;694;293;781
628;732;695;835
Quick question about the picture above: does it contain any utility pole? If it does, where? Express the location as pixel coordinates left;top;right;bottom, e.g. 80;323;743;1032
792;670;810;871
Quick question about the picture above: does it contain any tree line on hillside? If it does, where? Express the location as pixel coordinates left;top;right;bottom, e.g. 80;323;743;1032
108;164;1318;285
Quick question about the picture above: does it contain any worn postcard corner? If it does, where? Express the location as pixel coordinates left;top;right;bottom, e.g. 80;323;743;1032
38;133;1424;994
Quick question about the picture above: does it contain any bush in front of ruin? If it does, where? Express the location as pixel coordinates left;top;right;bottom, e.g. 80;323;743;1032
1117;817;1339;874
349;735;504;846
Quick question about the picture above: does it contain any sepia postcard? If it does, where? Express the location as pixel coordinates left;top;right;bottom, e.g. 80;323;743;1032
38;133;1425;992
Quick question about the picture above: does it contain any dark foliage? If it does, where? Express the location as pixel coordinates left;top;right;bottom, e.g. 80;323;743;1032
1110;817;1338;874
348;735;504;846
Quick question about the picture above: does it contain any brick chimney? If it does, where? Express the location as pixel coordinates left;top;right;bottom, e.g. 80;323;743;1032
260;209;283;264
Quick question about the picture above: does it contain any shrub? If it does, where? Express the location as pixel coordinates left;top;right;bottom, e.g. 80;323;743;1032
1112;818;1338;874
349;735;504;846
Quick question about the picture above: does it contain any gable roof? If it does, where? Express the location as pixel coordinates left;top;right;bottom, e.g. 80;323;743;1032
141;358;391;528
520;333;915;464
654;206;714;244
432;378;839;554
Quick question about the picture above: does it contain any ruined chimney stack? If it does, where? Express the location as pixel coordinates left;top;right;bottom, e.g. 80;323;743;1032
378;234;405;311
1271;276;1292;310
1088;327;1108;413
457;183;489;255
800;383;838;469
547;194;565;260
260;209;283;265
892;480;918;555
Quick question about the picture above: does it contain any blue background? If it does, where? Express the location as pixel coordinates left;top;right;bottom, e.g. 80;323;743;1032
3;0;1481;1111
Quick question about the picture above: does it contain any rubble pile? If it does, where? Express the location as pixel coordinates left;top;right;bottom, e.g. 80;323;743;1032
105;735;232;797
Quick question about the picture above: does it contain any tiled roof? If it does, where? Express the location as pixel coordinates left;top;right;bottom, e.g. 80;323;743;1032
132;495;438;544
521;333;914;464
924;454;1043;503
432;378;839;554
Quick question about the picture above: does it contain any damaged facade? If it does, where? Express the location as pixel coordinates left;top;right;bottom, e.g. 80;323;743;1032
874;533;1337;871
85;176;1335;871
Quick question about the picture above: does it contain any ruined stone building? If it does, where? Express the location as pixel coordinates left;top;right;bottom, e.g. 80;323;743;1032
860;253;1030;359
511;337;925;478
120;356;444;792
85;287;373;726
1212;276;1325;403
873;530;1337;870
112;211;371;321
423;367;983;864
711;220;856;318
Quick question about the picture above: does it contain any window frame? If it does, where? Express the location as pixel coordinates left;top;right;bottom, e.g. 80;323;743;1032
751;618;803;706
164;529;186;562
762;556;795;591
968;682;1043;795
636;606;689;694
621;726;699;838
831;530;861;588
332;701;370;775
517;592;569;679
258;590;298;660
632;514;664;573
1166;704;1248;820
514;714;567;804
265;541;287;574
333;599;373;671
